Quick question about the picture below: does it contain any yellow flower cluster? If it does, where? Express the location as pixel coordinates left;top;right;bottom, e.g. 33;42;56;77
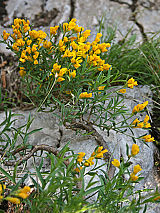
0;184;31;205
50;63;77;82
2;18;112;91
84;157;95;167
50;25;59;35
75;146;107;172
131;144;139;156
98;86;105;91
111;159;120;168
79;92;92;99
130;164;142;181
91;146;108;159
127;78;138;88
15;186;31;199
131;115;151;129
132;101;148;114
142;134;155;142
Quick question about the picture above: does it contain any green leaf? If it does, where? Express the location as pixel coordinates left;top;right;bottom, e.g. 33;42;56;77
83;185;104;197
35;167;45;189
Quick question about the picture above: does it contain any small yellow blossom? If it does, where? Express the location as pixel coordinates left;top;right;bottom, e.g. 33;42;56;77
74;166;83;173
127;78;138;88
98;86;105;91
131;144;139;156
34;60;38;65
142;135;155;142
6;197;20;204
16;193;28;199
132;101;148;114
79;92;92;99
84;157;94;167
132;118;140;126
27;39;32;46
3;30;10;40
57;77;65;82
144;122;151;129
0;184;6;193
69;70;76;78
130;173;139;181
78;152;86;158
77;152;85;164
136;122;144;128
119;89;126;94
19;67;26;77
18;186;31;194
144;115;149;123
133;164;142;174
111;159;120;168
50;26;59;35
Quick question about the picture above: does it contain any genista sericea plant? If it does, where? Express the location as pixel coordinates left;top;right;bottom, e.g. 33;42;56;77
0;18;160;212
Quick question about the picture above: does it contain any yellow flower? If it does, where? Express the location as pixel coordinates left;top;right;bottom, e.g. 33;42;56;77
133;164;142;174
32;44;38;52
131;144;139;156
16;38;25;46
74;167;83;173
69;70;76;78
142;135;155;142
78;152;86;158
63;23;69;32
50;26;59;35
3;30;10;40
98;86;105;91
144;122;151;128
130;173;139;181
19;67;26;77
127;77;138;88
16;193;29;199
68;21;76;30
91;151;96;157
57;77;65;82
144;115;149;123
58;68;68;77
63;37;68;43
34;60;38;65
111;159;120;168
132;118;140;126
27;39;32;46
79;92;92;99
12;43;19;51
0;184;6;194
0;195;3;201
132;101;148;114
18;186;31;194
97;146;103;153
6;197;20;204
82;30;91;38
119;89;126;94
136;122;144;128
103;63;112;71
84;157;94;167
19;58;25;63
